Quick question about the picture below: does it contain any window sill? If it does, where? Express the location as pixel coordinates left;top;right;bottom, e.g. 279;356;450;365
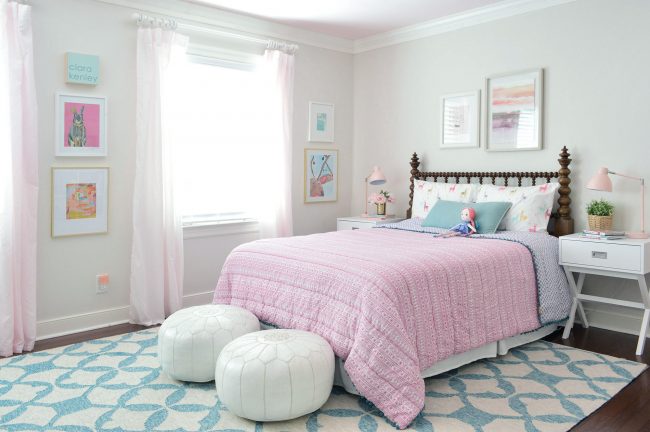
183;219;259;239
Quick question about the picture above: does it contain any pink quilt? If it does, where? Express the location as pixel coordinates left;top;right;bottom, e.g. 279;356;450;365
213;228;540;428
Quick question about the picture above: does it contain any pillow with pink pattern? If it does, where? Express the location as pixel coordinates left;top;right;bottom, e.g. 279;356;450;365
411;180;477;219
476;183;559;232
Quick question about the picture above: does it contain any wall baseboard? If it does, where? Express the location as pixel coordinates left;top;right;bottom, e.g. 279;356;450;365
36;290;215;341
583;305;650;339
36;295;650;342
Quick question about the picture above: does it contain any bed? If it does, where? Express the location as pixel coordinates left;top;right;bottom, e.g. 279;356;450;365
213;146;575;429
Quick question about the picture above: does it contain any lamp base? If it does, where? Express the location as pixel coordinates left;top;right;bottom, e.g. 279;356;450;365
626;231;650;239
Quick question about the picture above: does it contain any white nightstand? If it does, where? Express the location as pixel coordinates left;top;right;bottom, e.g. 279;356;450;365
337;216;405;231
559;233;650;355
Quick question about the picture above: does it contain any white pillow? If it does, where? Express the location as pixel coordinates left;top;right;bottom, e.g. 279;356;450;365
411;180;477;219
476;183;559;232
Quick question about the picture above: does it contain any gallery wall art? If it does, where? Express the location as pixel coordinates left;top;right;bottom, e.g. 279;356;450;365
440;90;480;149
485;69;543;151
51;167;109;237
304;148;338;203
308;102;335;143
55;93;107;157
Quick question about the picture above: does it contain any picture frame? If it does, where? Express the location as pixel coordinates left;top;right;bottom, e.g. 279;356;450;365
308;102;335;143
55;93;107;157
304;148;338;203
485;68;543;151
440;90;480;149
51;167;109;237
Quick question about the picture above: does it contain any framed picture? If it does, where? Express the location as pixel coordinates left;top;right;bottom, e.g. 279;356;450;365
304;148;338;203
55;93;107;157
440;90;480;149
51;167;109;237
308;102;335;143
486;69;543;151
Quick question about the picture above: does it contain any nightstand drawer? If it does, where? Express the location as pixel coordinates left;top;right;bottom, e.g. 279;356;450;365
337;220;372;230
561;240;641;272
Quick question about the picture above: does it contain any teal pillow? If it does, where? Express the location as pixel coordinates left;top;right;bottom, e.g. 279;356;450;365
422;200;512;234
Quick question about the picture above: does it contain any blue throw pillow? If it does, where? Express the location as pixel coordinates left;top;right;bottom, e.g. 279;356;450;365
422;200;512;234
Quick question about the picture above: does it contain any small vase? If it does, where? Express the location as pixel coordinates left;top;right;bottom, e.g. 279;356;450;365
376;203;386;216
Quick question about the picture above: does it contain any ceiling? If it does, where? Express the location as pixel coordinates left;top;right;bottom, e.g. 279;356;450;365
190;0;506;40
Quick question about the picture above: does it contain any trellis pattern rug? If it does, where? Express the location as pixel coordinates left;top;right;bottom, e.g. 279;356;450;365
0;329;645;432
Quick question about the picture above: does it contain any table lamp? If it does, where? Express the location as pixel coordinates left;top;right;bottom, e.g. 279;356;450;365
586;167;648;239
362;166;386;217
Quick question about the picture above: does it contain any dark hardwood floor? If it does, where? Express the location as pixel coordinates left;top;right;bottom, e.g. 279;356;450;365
29;323;156;353
545;327;650;432
7;323;650;431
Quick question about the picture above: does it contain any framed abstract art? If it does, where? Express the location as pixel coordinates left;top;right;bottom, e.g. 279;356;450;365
485;69;543;151
51;167;109;237
304;149;338;203
308;102;335;143
440;90;480;149
55;93;107;157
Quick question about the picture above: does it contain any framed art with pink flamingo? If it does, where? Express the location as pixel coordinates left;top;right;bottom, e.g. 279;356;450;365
55;93;107;157
304;149;338;203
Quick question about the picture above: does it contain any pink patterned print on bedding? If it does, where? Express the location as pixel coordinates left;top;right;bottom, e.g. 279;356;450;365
213;228;540;429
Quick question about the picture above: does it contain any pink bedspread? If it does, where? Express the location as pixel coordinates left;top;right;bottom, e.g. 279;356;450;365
213;228;540;428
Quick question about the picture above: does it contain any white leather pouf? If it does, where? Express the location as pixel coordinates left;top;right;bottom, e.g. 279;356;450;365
158;304;260;382
215;329;335;421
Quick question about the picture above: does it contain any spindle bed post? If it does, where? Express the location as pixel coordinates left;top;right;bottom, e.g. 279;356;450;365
555;146;574;237
407;153;420;219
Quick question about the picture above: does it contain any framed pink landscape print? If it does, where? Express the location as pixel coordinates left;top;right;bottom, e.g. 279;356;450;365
55;93;107;157
486;69;543;151
51;167;109;237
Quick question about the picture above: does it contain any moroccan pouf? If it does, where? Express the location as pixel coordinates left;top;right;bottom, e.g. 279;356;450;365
215;329;335;421
158;304;260;382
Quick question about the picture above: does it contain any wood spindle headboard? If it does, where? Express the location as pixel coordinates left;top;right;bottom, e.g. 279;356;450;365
406;146;574;237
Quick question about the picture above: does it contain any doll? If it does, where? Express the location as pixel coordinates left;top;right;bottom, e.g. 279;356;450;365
447;207;477;236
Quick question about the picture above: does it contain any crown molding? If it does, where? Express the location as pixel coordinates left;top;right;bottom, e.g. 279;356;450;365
91;0;355;54
353;0;577;53
91;0;576;55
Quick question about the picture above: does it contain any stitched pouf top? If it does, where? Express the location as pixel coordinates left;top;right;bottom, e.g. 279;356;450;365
215;329;335;422
158;304;260;382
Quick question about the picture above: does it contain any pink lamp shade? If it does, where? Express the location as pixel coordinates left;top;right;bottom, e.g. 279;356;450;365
368;166;386;185
586;167;613;192
362;166;387;217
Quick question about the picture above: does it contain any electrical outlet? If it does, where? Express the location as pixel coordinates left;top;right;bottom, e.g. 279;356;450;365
96;273;109;294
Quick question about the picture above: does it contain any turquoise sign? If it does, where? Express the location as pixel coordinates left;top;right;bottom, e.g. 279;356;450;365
66;52;99;85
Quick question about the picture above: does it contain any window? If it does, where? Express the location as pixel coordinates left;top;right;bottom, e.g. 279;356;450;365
167;55;270;226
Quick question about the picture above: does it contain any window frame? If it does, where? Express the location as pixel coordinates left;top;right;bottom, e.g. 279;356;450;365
177;53;261;230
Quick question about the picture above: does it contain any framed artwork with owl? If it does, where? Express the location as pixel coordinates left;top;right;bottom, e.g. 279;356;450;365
55;93;107;157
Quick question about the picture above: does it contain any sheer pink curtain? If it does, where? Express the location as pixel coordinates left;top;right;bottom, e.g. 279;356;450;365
257;42;296;238
0;0;38;357
130;25;188;325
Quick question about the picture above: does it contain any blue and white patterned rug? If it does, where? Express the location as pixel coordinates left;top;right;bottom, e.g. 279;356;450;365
0;329;645;431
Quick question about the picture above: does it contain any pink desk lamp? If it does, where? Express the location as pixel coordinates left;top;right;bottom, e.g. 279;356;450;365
586;167;648;239
362;166;386;217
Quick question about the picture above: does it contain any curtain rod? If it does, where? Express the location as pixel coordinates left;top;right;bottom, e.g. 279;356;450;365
132;12;298;52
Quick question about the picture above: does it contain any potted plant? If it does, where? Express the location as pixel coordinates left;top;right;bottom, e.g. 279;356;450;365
586;199;614;231
368;190;394;216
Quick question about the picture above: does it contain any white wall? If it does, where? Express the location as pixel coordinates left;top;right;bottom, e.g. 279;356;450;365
32;0;353;338
29;0;650;339
352;0;650;335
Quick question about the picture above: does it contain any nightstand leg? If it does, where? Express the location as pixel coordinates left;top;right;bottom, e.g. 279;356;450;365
563;298;579;339
576;273;589;328
636;276;650;356
563;268;588;339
